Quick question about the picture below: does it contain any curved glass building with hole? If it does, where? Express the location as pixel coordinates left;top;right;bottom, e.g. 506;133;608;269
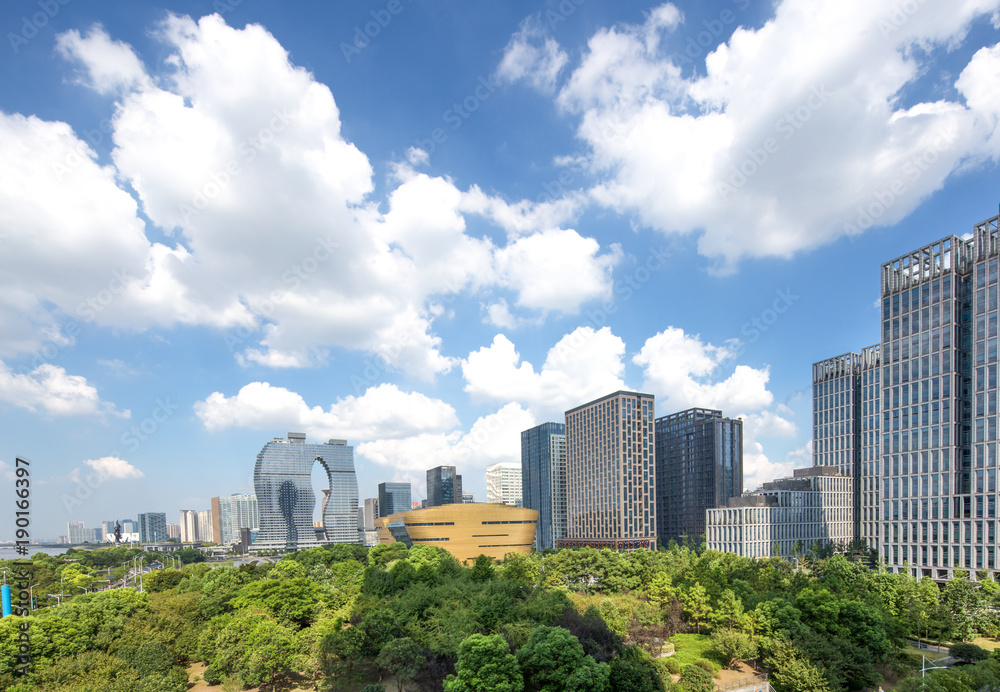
252;432;359;551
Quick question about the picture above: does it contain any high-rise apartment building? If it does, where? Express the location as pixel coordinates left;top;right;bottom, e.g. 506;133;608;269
253;433;359;550
67;521;89;544
378;482;411;517
137;512;167;543
166;523;181;539
211;494;260;545
561;391;657;550
706;466;853;559
198;510;213;543
655;408;742;547
521;422;567;551
360;497;380;546
426;466;463;507
179;510;199;542
486;462;523;506
812;347;881;549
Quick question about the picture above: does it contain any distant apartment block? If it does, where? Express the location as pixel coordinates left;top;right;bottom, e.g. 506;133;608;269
521;422;567;551
426;466;463;507
211;494;260;546
655;408;742;547
138;512;168;543
360;497;380;547
179;510;199;542
67;521;89;544
197;509;213;543
706;466;853;559
378;482;411;517
562;391;657;550
486;462;523;506
166;523;181;539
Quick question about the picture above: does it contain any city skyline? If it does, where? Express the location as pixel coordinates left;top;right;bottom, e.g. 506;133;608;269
2;0;1000;540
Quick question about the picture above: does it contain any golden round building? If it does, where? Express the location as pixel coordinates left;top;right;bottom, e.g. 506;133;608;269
375;502;538;564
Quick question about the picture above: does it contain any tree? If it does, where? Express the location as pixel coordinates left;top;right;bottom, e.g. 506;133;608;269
948;642;989;663
710;629;758;669
941;571;981;642
377;638;426;692
647;572;673;609
678;664;714;692
764;641;830;692
710;589;747;632
470;554;496;583
444;633;523;692
517;625;610;692
681;583;712;634
608;648;664;692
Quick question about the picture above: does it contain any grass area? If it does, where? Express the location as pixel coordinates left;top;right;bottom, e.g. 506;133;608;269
972;637;1000;652
669;633;726;674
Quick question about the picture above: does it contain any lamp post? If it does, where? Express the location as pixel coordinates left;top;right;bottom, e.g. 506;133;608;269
29;583;39;611
922;655;950;690
75;586;87;595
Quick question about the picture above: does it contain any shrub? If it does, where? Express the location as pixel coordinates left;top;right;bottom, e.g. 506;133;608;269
664;657;681;674
949;642;989;663
694;657;718;675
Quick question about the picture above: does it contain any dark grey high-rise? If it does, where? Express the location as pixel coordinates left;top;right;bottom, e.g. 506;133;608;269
378;482;411;516
655;408;742;547
137;512;167;543
426;466;462;507
521;422;567;551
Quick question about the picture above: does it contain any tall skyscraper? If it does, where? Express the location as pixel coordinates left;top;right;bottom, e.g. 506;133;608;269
562;391;657;550
486;462;523;506
360;497;380;546
378;482;411;516
253;433;359;550
179;510;199;542
521;422;567;551
166;523;181;539
426;466;463;507
812;347;881;549
822;213;1000;581
655;408;742;547
137;512;167;543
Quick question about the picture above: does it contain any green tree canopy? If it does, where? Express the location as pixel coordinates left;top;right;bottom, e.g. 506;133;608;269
444;633;523;692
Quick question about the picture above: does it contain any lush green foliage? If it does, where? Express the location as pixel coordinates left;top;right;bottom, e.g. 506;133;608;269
5;543;1000;691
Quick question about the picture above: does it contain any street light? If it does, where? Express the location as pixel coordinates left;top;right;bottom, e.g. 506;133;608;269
75;586;87;595
922;655;950;690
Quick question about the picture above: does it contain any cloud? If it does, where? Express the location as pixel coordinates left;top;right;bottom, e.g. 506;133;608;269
502;0;1000;270
0;361;129;419
462;327;626;416
83;456;144;479
496;16;570;93
194;382;460;441
633;327;773;413
0;15;625;380
357;403;535;484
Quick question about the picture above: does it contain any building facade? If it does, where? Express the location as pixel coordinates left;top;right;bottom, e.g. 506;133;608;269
521;422;567;551
562;391;657;550
426;466;463;507
706;467;853;559
197;510;213;543
486;462;523;506
166;523;181;539
179;510;199;542
812;347;881;549
360;497;380;547
138;512;167;543
378;482;411;517
212;494;260;545
376;503;538;563
655;408;742;547
67;521;89;544
253;433;359;551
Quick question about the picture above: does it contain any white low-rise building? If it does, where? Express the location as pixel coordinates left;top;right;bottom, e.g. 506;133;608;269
706;466;852;559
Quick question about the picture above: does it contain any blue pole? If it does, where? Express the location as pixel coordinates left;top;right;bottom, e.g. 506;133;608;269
1;585;11;617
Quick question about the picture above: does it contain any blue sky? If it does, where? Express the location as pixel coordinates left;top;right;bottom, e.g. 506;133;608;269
1;0;999;541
